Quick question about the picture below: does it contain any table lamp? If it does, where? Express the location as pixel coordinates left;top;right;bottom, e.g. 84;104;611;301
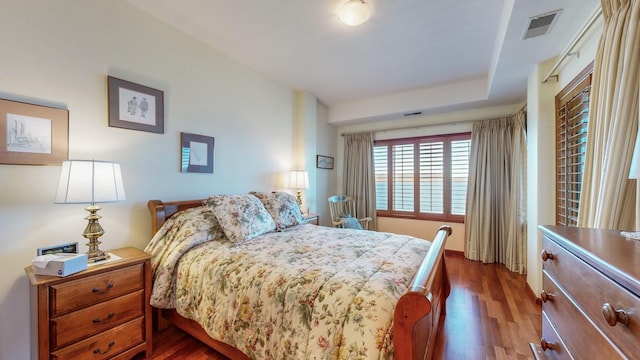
288;170;309;210
55;160;126;263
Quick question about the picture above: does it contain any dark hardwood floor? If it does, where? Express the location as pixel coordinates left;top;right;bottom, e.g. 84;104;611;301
139;253;541;359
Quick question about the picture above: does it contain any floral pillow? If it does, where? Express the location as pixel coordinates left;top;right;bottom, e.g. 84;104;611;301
205;194;276;243
250;191;306;231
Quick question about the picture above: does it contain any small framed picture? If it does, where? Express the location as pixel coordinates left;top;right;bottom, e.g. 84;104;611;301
0;98;69;165
107;76;164;134
316;155;334;169
181;132;214;173
37;242;78;256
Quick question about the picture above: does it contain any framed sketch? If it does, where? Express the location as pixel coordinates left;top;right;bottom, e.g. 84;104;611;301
108;76;164;134
316;155;334;169
0;98;68;165
181;132;214;173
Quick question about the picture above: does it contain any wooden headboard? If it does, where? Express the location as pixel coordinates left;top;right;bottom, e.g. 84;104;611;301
147;199;205;235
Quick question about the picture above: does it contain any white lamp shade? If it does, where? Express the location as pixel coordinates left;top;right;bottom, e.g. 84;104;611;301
288;170;309;190
55;160;126;204
338;0;373;26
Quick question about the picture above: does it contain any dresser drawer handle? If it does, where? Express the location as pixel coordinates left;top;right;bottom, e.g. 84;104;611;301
602;303;629;326
540;290;554;302
541;249;554;261
92;282;114;294
92;312;115;325
93;341;115;355
540;338;557;351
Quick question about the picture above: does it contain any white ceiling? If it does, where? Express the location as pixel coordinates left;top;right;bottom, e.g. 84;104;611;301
126;0;601;125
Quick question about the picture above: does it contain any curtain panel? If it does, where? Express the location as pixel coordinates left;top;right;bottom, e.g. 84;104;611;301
343;132;377;230
577;0;640;230
464;112;527;274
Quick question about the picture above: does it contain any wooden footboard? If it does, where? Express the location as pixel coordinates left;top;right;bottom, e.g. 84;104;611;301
148;200;452;360
394;225;452;360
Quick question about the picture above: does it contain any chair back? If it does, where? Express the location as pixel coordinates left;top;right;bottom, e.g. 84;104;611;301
328;195;357;226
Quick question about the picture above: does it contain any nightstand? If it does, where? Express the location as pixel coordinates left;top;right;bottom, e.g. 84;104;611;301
303;213;320;225
25;247;152;359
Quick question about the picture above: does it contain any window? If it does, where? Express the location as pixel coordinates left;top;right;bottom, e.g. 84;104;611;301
374;133;471;222
555;63;592;226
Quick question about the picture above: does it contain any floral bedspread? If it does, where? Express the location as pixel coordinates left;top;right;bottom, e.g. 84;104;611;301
146;212;432;359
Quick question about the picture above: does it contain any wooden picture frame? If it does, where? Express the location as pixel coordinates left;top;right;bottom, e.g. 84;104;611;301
108;76;164;134
316;155;334;169
0;98;68;165
181;132;214;173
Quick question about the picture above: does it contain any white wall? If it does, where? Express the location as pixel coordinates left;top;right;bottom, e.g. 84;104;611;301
526;58;558;295
0;2;305;359
525;16;602;295
315;102;338;226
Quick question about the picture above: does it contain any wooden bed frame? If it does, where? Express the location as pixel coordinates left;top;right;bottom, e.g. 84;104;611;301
147;199;452;360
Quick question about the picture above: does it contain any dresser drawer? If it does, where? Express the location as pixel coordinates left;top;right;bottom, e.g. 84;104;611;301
51;317;144;360
50;264;144;316
539;311;572;360
542;236;640;356
542;272;625;358
50;290;144;349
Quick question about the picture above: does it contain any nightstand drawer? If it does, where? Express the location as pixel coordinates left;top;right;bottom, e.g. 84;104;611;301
51;290;144;349
50;264;144;316
51;317;144;360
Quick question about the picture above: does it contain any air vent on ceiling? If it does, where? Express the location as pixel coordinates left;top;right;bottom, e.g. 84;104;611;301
522;9;562;40
403;111;422;117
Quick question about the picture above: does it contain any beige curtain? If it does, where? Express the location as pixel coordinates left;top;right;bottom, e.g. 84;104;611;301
343;132;377;230
464;112;527;274
578;0;640;230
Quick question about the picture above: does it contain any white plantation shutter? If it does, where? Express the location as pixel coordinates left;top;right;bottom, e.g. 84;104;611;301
373;133;471;221
419;141;444;214
373;145;388;210
392;144;414;211
451;139;471;215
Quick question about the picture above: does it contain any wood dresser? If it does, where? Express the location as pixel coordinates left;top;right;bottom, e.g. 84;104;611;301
531;226;640;359
25;247;152;360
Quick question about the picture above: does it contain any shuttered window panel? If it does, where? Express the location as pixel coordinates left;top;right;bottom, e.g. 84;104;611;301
556;64;592;226
373;145;389;210
373;133;471;222
419;141;444;214
392;144;414;212
451;139;471;215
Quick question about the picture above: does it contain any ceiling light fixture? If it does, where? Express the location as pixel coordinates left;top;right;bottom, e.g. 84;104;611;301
338;0;373;26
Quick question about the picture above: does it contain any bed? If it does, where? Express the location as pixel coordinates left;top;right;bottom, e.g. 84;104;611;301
146;194;452;360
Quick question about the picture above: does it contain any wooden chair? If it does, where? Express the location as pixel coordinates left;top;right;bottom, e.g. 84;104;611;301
327;195;372;230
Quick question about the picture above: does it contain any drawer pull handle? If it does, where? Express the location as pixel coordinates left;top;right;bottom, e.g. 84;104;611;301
92;312;115;325
93;341;115;355
92;282;114;294
602;303;629;326
540;338;556;351
540;290;554;302
541;249;554;261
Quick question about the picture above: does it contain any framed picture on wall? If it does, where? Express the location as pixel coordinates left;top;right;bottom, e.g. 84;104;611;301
181;132;214;173
107;76;164;134
0;98;68;165
316;155;334;169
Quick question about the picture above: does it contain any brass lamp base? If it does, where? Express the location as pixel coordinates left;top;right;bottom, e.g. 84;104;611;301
295;190;303;211
83;204;110;263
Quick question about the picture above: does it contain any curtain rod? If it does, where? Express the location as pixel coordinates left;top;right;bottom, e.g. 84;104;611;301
340;118;473;136
542;6;602;83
